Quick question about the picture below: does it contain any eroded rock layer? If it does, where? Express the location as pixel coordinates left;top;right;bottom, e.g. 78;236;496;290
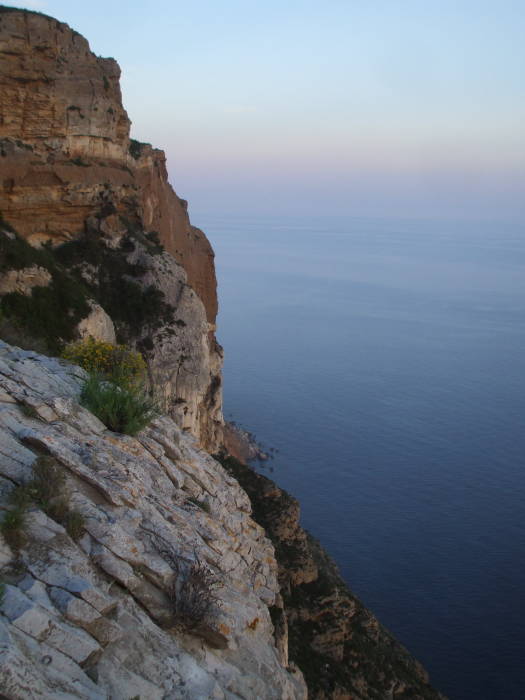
0;7;222;449
0;340;306;699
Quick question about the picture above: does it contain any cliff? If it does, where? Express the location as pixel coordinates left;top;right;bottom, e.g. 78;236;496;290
0;7;444;699
0;6;222;450
0;340;444;699
0;340;306;698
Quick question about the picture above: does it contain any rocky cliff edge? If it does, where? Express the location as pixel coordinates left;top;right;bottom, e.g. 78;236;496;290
0;340;306;698
0;6;222;450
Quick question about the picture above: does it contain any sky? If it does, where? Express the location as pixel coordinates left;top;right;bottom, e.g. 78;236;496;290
7;0;525;221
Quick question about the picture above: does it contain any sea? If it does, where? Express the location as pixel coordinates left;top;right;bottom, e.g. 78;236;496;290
197;213;525;700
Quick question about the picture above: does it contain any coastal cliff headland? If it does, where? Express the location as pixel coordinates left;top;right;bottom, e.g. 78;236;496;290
0;7;444;698
0;5;222;451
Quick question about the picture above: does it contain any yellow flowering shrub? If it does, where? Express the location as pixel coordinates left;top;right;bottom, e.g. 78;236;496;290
61;337;146;388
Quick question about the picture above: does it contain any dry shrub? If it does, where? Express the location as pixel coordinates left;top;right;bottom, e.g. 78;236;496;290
143;529;222;632
168;558;222;631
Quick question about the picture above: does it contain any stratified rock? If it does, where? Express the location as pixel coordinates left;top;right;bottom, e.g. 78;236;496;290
0;340;306;699
0;8;216;320
0;342;306;700
132;143;218;323
0;7;222;449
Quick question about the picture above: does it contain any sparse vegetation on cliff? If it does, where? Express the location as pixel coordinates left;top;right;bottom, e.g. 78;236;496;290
62;336;146;388
0;500;28;551
143;529;225;644
0;223;51;271
24;456;85;541
215;452;443;699
168;558;221;632
55;226;172;342
1;278;90;354
80;374;157;435
62;337;158;435
186;496;211;514
0;228;91;353
0;214;172;355
70;156;90;167
129;138;145;160
0;456;85;549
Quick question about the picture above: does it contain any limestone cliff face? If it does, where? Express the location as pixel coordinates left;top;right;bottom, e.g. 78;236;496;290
0;7;131;242
0;7;222;449
132;143;218;323
0;340;306;698
0;8;129;161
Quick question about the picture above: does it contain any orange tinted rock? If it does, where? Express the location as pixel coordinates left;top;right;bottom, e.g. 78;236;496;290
0;8;217;323
0;8;222;449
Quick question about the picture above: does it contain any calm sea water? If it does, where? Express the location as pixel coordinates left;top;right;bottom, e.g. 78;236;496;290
198;213;525;700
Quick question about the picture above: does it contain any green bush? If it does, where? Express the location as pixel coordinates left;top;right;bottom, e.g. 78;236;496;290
0;311;49;354
0;505;28;550
28;456;66;508
129;138;148;160
2;457;86;545
5;276;89;348
1;275;90;355
55;231;172;341
62;337;146;389
20;403;39;420
0;226;53;272
64;510;85;541
80;374;157;435
186;497;211;514
0;230;91;354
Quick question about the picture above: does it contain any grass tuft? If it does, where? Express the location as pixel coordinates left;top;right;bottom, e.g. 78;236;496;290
0;506;28;550
80;374;157;435
30;456;66;509
186;497;211;514
1;457;85;547
20;403;39;419
65;510;85;541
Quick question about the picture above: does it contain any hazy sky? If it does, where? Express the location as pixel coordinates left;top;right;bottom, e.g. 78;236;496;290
8;0;525;220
